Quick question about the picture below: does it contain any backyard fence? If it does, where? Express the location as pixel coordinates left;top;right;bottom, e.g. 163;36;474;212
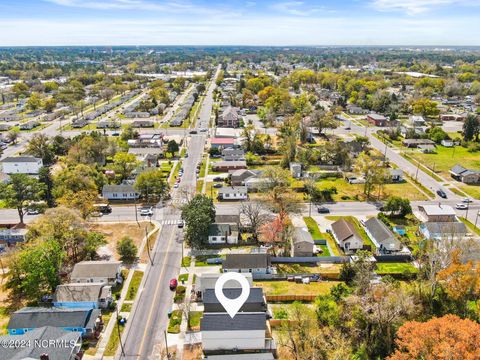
266;294;317;302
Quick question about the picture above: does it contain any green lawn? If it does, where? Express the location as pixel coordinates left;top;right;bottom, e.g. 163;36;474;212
375;262;418;275
255;281;341;296
316;177;427;201
167;310;182;334
181;256;192;267
195;255;222;266
188;311;203;331
120;303;132;312
104;320;126;356
125;271;143;301
178;273;189;283
459;184;480;200
168;160;182;187
174;285;186;303
459;217;480;236
303;217;331;256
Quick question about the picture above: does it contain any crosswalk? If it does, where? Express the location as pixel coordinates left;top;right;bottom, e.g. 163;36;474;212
158;219;183;226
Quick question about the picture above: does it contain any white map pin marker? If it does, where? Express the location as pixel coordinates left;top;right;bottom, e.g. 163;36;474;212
215;272;251;319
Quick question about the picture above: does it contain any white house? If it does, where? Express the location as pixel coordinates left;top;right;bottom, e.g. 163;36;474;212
197;273;253;297
217;186;248;201
201;313;267;351
222;254;273;279
208;223;239;245
102;184;139;200
290;162;302;179
70;261;123;285
0;156;43;175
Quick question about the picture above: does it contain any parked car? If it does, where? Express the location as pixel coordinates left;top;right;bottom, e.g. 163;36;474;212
317;206;330;214
213;177;223;182
177;220;184;228
437;189;447;198
169;278;178;291
189;130;197;134
455;203;468;210
462;198;473;203
140;207;153;216
26;209;40;215
213;183;223;188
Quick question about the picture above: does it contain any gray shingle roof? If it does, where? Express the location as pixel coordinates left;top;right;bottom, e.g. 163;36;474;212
54;283;107;303
223;254;271;270
208;223;231;237
293;227;314;244
200;313;266;331
8;307;101;330
364;218;401;250
0;326;81;360
203;288;264;305
102;184;136;193
331;219;359;242
1;156;41;163
71;260;121;279
423;222;467;235
218;186;248;195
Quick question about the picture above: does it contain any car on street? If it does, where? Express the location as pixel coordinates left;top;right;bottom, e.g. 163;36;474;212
169;278;178;291
213;177;223;182
200;128;207;132
462;198;473;203
345;126;351;130
26;209;40;215
437;189;447;198
174;183;179;188
213;183;222;188
317;206;330;214
189;130;197;134
140;207;153;216
177;220;184;228
455;203;468;210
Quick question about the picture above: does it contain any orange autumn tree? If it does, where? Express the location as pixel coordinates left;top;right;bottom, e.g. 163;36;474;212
259;211;291;256
389;314;480;360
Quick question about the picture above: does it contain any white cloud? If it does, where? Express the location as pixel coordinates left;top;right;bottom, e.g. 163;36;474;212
371;0;478;15
271;1;326;16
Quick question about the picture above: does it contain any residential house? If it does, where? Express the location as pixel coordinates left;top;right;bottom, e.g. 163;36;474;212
19;120;40;130
0;110;19;122
125;112;150;118
222;148;245;161
450;164;480;184
441;139;454;147
201;313;271;352
128;148;162;168
70;260;122;285
364;218;402;253
8;307;102;337
197;273;253;298
0;156;43;175
419;222;468;240
331;219;364;253
102;184;139;200
0;228;27;246
218;106;240;128
409;115;425;127
132;120;154;128
389;169;404;183
53;283;113;309
96;120;120;129
218;186;248;201
0;123;12;131
212;161;247;172
203;287;267;313
214;127;239;138
230;169;260;186
0;326;83;360
208;223;239;245
347;104;369;115
211;138;235;149
439;113;467;122
71;118;88;128
290;162;302;179
222;254;273;278
402;139;436;148
215;207;241;225
244;177;269;191
291;227;314;257
418;205;457;222
367;114;391;127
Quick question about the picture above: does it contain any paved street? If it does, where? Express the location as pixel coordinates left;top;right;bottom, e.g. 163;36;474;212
118;65;220;360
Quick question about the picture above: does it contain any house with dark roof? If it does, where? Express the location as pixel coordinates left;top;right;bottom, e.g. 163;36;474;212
102;184;139;200
331;219;364;253
70;260;122;285
0;156;43;175
197;273;253;298
212;160;247;172
0;326;83;360
8;307;102;337
208;223;239;245
222;254;273;278
200;313;271;352
132;120;154;128
53;283;113;309
230;169;260;186
203;288;266;313
222;148;245;161
364;218;402;253
291;227;314;257
367;114;392;127
402;139;436;148
450;164;480;184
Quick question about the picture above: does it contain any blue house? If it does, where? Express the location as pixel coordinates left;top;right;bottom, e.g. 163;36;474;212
8;307;102;338
53;283;113;309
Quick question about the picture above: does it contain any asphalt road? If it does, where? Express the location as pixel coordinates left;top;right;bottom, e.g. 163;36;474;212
118;65;220;360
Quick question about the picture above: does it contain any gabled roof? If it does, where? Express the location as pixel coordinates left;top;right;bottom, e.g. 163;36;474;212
218;186;248;194
8;307;101;330
54;283;108;303
223;254;271;269
364;218;401;250
331;219;359;242
208;223;232;237
102;184;136;193
0;326;81;360
293;227;314;244
1;156;42;163
200;312;266;331
422;222;468;235
71;260;121;279
203;288;264;306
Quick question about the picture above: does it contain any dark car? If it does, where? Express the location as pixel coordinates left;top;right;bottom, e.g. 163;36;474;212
169;278;178;291
213;183;223;188
437;189;447;198
189;130;197;134
177;220;184;228
317;206;330;214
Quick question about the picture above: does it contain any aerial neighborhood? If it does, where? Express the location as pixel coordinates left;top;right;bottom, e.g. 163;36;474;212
0;44;479;360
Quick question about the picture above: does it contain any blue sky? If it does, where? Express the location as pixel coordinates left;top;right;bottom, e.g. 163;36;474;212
0;0;479;46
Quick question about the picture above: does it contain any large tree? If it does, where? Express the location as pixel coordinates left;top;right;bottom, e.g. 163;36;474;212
26;133;55;165
354;152;388;199
463;114;480;142
181;194;215;249
309;110;338;135
134;169;168;202
113;152;138;182
0;174;45;224
389;315;480;360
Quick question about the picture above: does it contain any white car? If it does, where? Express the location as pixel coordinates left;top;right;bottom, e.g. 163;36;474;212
174;183;179;188
140;208;153;216
455;203;468;210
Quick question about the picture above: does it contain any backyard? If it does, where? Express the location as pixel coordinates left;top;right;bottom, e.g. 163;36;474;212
255;280;341;296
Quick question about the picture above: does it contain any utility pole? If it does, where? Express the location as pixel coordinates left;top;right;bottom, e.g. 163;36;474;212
164;330;170;359
116;304;126;357
415;162;420;181
475;211;479;229
145;226;153;265
465;203;470;221
134;195;139;227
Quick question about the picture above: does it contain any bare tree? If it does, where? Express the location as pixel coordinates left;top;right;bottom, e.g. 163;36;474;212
240;201;270;242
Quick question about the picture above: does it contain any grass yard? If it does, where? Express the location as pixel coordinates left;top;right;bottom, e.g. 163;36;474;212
303;217;330;256
199;156;208;178
375;262;418;275
459;217;480;236
174;285;186;303
181;256;192;267
125;271;144;301
255;281;341;296
459;184;480;200
120;303;132;312
89;222;154;261
167;310;182;334
168;160;182;187
0;307;9;336
195;255;223;266
196;180;204;194
378;214;421;252
316;177;426;201
104;320;126;356
178;273;189;283
188;311;203;331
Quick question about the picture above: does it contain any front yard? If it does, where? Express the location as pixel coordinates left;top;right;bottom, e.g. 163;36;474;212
255;280;341;296
375;262;418;275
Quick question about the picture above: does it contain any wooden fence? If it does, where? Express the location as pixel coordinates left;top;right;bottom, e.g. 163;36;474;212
266;294;317;302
